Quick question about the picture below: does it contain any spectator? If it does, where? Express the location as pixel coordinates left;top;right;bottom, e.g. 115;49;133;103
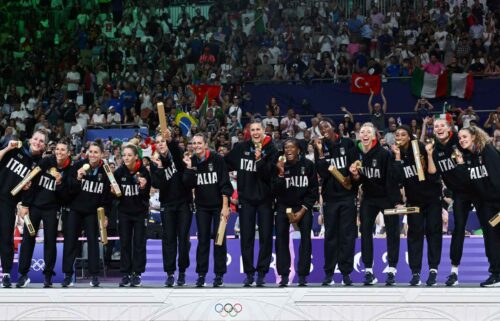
91;107;106;126
107;106;122;125
422;53;445;75
368;88;388;132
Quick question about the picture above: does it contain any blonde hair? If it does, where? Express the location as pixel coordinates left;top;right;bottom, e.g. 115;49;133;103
460;126;491;152
360;122;377;139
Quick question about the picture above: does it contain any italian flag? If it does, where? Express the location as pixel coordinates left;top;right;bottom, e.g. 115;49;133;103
411;67;474;99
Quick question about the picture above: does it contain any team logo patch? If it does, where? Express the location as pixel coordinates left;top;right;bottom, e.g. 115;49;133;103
122;177;126;182
98;173;103;181
301;167;305;175
340;147;345;155
208;163;214;172
244;152;250;156
372;159;377;167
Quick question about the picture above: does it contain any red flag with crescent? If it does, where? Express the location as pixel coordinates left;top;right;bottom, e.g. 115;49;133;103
350;74;381;94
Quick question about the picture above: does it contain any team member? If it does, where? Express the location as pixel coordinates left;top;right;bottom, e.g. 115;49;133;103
314;120;357;286
392;126;442;286
457;126;500;287
183;134;233;288
62;142;111;287
272;139;318;287
426;119;478;286
349;123;401;286
16;139;72;288
150;129;193;287
225;121;277;286
0;130;46;288
113;144;151;287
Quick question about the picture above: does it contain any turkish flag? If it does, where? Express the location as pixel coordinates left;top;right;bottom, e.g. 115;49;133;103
189;85;222;108
350;74;381;94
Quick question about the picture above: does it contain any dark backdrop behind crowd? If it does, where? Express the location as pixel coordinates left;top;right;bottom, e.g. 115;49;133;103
242;78;500;124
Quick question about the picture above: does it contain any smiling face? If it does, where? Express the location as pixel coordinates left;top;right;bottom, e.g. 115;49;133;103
284;140;299;162
433;119;451;143
191;135;207;158
359;124;376;149
155;135;168;155
395;128;411;147
458;129;473;150
55;143;70;164
122;146;138;169
250;122;264;143
88;145;103;167
319;121;335;140
29;131;47;155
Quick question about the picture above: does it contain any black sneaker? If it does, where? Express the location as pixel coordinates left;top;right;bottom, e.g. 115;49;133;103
213;274;224;288
426;271;438;286
131;274;142;287
279;275;289;287
385;272;396;286
61;274;73;288
342;274;353;286
409;273;421;286
256;273;266;287
298;276;307;286
321;273;334;286
177;273;186;286
90;275;100;287
16;274;30;288
43;275;53;288
165;274;175;287
1;274;12;288
480;273;500;287
243;273;254;287
363;272;378;285
195;274;206;288
119;274;131;287
445;273;458;286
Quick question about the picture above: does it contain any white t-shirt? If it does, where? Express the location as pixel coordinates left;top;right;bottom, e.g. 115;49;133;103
294;120;308;139
262;116;279;129
92;113;106;125
107;112;122;124
77;113;90;129
66;71;80;91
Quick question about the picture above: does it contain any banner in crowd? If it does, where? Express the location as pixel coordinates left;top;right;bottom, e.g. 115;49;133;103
4;238;488;284
411;68;474;99
350;74;381;94
189;84;222;108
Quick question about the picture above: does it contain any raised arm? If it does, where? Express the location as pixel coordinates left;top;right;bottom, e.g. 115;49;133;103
381;87;387;113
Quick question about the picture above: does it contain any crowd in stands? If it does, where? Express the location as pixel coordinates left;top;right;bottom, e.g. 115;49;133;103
0;0;499;154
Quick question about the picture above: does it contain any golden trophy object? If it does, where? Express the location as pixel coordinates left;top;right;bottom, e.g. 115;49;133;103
97;207;108;245
184;151;192;158
103;160;122;197
11;166;42;196
384;207;420;215
157;102;169;138
489;212;500;227
255;142;262;150
411;140;426;181
286;208;299;231
153;151;160;160
328;165;352;190
49;167;58;177
82;164;91;172
13;140;23;148
215;214;227;246
23;215;36;237
451;147;462;160
425;137;434;145
353;160;362;169
278;155;286;163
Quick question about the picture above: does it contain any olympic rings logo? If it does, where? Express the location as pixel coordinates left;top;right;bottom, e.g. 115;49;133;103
31;259;45;271
214;303;243;317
